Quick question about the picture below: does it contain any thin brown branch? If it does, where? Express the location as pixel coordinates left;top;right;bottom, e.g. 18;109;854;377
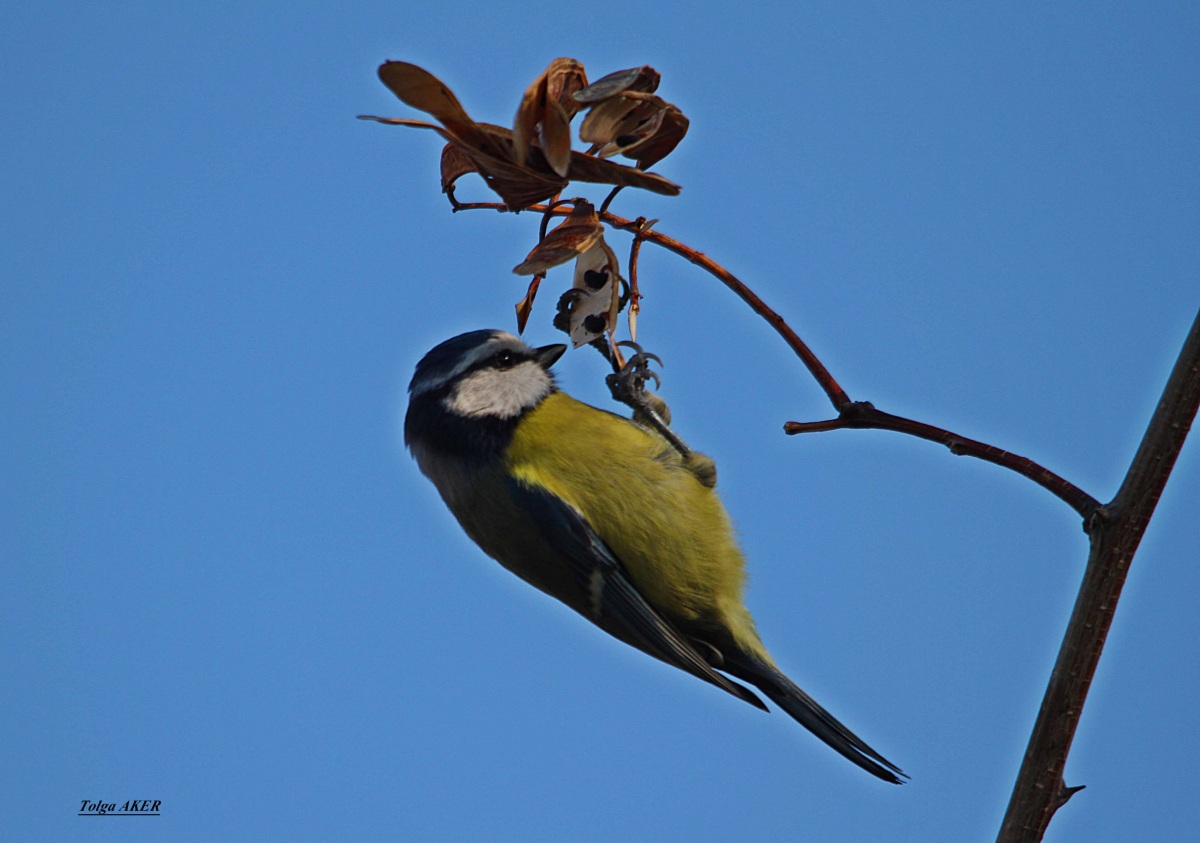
785;402;1102;520
997;307;1200;843
625;216;656;342
599;185;624;216
453;199;1102;516
448;198;513;213
537;198;573;242
599;212;853;409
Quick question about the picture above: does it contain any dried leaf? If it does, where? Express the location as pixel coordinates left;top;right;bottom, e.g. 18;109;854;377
621;105;689;168
358;115;441;129
579;92;660;147
440;143;477;191
378;62;474;134
464;123;680;205
566;151;680;196
483;174;565;210
451;121;571;206
469;125;569;207
512;201;603;275
514;59;586;177
365;62;680;208
375;62;506;162
512;73;546;169
540;99;572;177
578;91;688;167
514;274;543;334
360;115;566;207
574;66;661;104
545;58;588;117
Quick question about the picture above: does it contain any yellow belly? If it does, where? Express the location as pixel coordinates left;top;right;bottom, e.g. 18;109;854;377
505;392;761;650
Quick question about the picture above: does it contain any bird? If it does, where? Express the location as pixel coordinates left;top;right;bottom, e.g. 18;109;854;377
404;328;905;783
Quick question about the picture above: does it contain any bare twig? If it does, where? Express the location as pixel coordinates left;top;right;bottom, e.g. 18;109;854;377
996;307;1200;842
785;402;1102;520
599;185;624;216
625;216;657;342
599;212;852;408
538;198;573;241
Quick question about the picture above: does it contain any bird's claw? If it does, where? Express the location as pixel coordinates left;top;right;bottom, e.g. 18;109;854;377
606;344;696;460
606;342;663;404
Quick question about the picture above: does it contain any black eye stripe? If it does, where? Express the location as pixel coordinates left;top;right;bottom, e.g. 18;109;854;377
491;349;529;370
450;347;533;382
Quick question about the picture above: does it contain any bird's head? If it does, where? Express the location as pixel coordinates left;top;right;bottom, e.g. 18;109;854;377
409;330;567;419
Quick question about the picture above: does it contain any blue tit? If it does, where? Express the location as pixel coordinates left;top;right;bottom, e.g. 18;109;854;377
404;329;905;783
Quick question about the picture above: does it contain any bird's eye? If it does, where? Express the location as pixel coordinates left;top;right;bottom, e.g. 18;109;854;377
494;350;517;370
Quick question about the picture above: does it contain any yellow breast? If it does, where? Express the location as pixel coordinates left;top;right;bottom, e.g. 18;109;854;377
505;391;755;637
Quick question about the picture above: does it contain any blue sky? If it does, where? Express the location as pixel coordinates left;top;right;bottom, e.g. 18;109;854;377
3;2;1197;841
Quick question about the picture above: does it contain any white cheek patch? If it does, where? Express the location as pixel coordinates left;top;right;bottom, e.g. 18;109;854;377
444;361;551;418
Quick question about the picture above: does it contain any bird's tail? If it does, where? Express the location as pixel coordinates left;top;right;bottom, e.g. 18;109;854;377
724;653;907;784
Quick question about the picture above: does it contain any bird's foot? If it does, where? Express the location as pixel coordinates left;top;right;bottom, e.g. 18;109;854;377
606;344;706;471
606;342;668;423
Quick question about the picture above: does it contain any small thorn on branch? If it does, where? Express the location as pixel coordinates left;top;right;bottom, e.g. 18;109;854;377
1056;782;1086;809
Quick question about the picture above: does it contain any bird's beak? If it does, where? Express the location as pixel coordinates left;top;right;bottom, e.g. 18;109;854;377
535;343;567;370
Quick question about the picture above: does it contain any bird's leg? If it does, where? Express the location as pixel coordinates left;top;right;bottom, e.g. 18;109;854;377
606;344;718;488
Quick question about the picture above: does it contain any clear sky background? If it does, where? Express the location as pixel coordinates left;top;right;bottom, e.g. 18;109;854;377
3;3;1197;841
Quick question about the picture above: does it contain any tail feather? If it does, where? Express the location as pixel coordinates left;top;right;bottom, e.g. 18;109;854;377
725;653;907;784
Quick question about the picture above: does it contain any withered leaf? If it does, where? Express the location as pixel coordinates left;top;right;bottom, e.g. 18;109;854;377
468;124;569;207
375;62;508;162
360;115;568;208
471;124;680;205
378;62;474;135
364;61;681;208
512;201;603;275
514;274;543;334
514;58;586;177
574;66;661;104
579;93;688;167
581;94;666;152
440;143;477;191
621;105;689;168
513;73;546;170
545;58;588;118
539;99;573;178
565;151;680;195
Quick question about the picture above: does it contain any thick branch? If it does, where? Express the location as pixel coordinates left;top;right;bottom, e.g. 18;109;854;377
997;307;1200;843
785;402;1101;520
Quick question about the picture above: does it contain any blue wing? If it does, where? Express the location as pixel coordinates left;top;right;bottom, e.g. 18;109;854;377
506;476;767;712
